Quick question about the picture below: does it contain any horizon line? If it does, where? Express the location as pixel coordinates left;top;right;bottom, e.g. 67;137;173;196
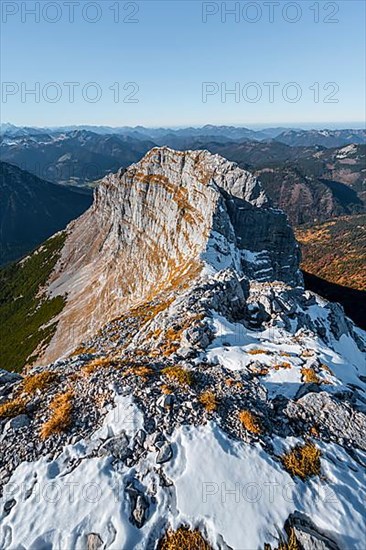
2;121;366;131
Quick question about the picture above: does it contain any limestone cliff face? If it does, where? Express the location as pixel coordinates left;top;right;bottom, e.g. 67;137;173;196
40;147;301;364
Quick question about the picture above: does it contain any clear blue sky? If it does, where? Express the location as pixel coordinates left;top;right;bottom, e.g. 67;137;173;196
1;0;365;127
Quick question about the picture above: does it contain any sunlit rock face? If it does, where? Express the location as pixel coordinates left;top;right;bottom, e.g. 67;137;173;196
38;147;301;364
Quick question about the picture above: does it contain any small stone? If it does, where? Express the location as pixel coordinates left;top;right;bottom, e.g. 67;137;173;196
5;414;30;431
3;499;16;516
134;429;146;446
156;442;173;464
99;432;132;461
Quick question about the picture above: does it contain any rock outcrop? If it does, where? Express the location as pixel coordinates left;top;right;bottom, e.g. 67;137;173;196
39;147;301;364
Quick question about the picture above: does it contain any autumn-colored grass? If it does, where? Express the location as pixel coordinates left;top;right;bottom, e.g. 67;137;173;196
281;442;321;480
124;365;155;379
301;349;315;358
82;356;115;375
225;378;244;387
159;315;206;357
309;425;320;438
22;371;58;394
0;397;26;419
285;528;301;550
274;362;291;371
70;345;97;356
264;527;301;550
301;367;320;384
162;366;193;387
238;410;262;434
248;349;270;355
40;391;73;439
158;527;212;550
320;363;334;375
161;384;173;394
199;390;218;412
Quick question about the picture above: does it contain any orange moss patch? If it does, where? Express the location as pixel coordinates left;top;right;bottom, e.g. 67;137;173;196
158;527;212;550
22;371;58;394
40;391;73;439
238;410;262;434
0;397;26;419
199;390;218;412
281;443;321;480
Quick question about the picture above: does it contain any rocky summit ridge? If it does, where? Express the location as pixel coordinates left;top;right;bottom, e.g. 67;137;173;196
40;146;302;364
0;147;365;549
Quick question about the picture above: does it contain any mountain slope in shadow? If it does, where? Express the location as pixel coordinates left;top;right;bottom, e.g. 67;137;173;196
0;162;92;265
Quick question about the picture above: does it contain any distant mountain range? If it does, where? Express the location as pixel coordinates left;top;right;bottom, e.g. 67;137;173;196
0;130;156;187
0;162;92;265
1;128;365;227
1;122;365;146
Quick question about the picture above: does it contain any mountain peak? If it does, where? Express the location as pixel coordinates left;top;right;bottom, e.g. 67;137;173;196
26;147;300;364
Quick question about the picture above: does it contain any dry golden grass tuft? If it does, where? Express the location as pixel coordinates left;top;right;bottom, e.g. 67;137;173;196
82;356;115;375
225;378;244;388
23;371;58;394
265;527;301;550
158;527;212;550
301;367;320;384
124;365;155;380
70;345;97;356
274;362;291;371
162;366;193;387
238;410;262;434
199;390;218;412
320;363;334;375
309;425;320;438
285;528;301;550
281;442;321;480
40;391;73;439
161;384;173;394
159;315;205;357
301;349;315;358
0;397;26;419
248;349;270;355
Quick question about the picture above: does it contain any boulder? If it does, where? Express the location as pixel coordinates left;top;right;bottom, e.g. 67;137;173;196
86;533;104;550
286;512;340;550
